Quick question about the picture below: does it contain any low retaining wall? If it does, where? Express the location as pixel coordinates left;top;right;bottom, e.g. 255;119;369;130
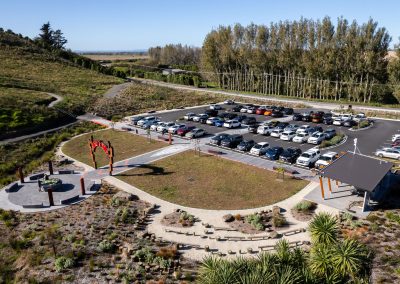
22;203;45;209
60;195;80;205
58;170;74;174
29;173;45;181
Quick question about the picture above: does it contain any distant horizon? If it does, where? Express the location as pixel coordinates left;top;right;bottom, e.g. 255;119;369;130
1;0;400;50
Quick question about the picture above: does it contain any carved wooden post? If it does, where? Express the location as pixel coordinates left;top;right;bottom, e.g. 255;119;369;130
18;167;24;183
48;188;54;206
80;177;85;195
48;160;53;175
327;178;332;193
319;176;325;199
168;133;172;145
89;136;97;169
108;141;114;176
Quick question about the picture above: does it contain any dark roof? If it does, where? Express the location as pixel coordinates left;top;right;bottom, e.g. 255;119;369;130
320;152;393;192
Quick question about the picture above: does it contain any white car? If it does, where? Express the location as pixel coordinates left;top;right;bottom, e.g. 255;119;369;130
240;106;250;113
333;118;343;126
307;132;326;145
353;113;366;123
157;122;175;132
270;128;284;138
250;142;269;156
210;104;222;110
150;121;164;131
257;125;274;135
392;134;400;142
247;107;257;114
284;124;299;132
137;116;157;127
296;125;311;134
280;131;296;141
168;124;186;134
206;117;220;125
223;120;241;128
315;152;338;168
224;99;235;105
341;114;353;120
185;128;206;138
296;149;321;167
375;148;400;160
293;133;310;143
193;114;208;122
184;113;196;121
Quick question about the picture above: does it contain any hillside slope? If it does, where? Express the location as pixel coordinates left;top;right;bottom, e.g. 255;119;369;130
0;30;122;138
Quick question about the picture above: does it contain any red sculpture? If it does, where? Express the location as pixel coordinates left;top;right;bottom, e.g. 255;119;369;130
88;135;114;175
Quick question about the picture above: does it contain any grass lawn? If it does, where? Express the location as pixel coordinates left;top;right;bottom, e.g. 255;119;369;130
62;129;166;167
117;150;309;210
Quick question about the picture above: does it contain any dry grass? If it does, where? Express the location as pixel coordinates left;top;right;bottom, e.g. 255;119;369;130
117;150;309;210
62;129;166;167
82;54;149;61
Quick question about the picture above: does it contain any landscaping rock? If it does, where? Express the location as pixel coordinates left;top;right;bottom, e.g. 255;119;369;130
223;214;234;222
269;230;280;239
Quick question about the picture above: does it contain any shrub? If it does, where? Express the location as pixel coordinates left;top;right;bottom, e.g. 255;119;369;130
320;133;345;148
366;214;379;223
293;200;316;212
356;120;370;129
97;240;115;253
134;247;154;263
156;246;177;259
245;214;264;230
54;256;75;272
272;214;287;228
234;214;242;221
385;212;400;224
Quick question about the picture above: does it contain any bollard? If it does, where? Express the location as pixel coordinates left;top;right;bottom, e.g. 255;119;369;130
18;167;24;183
80;177;86;195
48;188;54;206
169;133;172;145
48;160;53;175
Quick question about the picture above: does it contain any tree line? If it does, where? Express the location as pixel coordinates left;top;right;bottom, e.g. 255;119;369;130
148;44;201;66
201;17;397;103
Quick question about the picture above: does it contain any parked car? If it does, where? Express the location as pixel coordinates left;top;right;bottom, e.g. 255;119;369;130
220;134;243;148
240;106;250;113
275;122;289;130
292;113;303;121
168;124;186;134
279;147;302;164
333;117;343;126
141;119;160;129
293;132;310;143
232;105;243;112
392;134;400;142
157;122;175;133
375;148;400;160
343;119;357;127
341;114;353;121
307;132;326;144
302;112;314;122
284;124;299;132
150;121;164;131
256;107;267;115
247;106;258;114
283;108;294;115
266;120;280;128
131;116;145;125
250;142;270;156
235;115;247;122
223;120;241;129
184;113;196;121
218;113;230;120
264;108;274;116
241;117;257;126
315;152;338;168
296;125;311;134
137;116;157;127
323;116;334;125
323;129;337;139
225;113;238;120
210;133;231;145
265;146;284;160
237;139;256;152
205;109;218;117
308;126;323;134
176;126;196;136
392;140;400;147
224;99;235;105
214;120;224;127
296;149;321;167
206;117;222;125
280;130;296;141
311;111;324;123
353;113;366;123
193;114;209;123
210;104;222;110
270;128;284;138
257;125;274;135
248;124;259;134
271;110;283;118
185;128;206;138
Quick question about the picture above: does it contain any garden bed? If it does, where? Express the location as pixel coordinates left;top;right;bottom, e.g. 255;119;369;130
161;210;197;228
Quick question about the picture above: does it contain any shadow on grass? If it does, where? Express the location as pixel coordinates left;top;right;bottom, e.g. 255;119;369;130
115;164;173;177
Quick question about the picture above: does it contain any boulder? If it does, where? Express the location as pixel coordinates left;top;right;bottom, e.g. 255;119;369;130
113;191;138;201
269;230;280;239
223;214;234;222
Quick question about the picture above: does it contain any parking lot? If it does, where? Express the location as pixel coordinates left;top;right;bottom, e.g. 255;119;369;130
135;103;400;162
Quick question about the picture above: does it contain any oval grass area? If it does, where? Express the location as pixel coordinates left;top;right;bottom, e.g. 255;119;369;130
62;129;167;167
116;150;309;210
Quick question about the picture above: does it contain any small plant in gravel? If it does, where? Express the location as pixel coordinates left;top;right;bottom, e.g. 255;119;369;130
293;200;316;212
385;212;400;225
134;247;154;263
115;207;136;224
272;214;287;228
98;240;116;253
245;214;264;230
54;256;75;272
178;211;195;226
154;256;172;270
234;214;242;221
156;246;178;259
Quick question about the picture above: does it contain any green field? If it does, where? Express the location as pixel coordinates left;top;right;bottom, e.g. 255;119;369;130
117;150;309;210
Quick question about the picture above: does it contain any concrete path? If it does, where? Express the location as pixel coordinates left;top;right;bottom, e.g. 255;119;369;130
103;82;131;98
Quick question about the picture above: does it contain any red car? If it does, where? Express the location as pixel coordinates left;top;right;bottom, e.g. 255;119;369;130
392;140;400;147
256;107;266;115
176;126;196;136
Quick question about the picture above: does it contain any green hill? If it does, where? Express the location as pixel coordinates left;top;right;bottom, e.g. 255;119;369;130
0;29;122;138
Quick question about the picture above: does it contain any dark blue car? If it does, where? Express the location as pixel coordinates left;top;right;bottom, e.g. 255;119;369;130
265;146;284;160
